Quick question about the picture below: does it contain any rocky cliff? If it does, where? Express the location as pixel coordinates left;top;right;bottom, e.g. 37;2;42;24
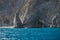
0;0;60;27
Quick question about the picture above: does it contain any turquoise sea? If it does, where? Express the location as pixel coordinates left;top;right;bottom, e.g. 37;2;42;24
0;28;60;40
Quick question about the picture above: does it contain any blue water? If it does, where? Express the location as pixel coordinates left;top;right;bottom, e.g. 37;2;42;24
0;28;60;40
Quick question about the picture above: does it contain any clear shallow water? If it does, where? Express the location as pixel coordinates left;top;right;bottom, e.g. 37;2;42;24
0;28;60;40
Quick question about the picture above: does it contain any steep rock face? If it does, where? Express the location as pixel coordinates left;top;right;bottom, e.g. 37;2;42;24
0;0;25;27
19;0;60;27
0;0;60;27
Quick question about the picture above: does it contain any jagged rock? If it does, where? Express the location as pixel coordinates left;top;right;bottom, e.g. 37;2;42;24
0;0;60;28
18;0;60;28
